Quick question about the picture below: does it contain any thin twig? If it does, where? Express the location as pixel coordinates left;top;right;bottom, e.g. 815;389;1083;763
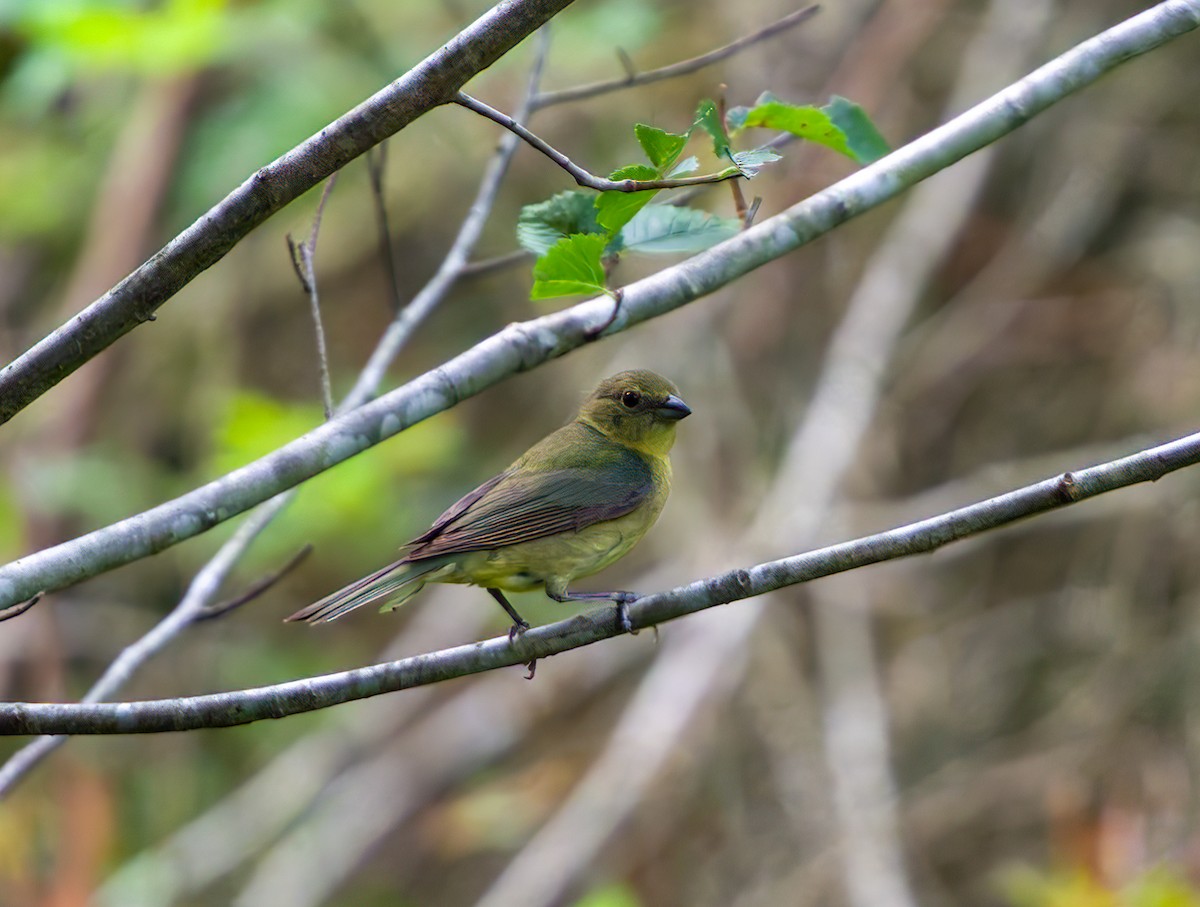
4;426;1200;735
365;143;405;312
460;247;532;279
0;592;41;622
195;544;314;622
530;5;822;110
456;92;745;191
287;174;339;419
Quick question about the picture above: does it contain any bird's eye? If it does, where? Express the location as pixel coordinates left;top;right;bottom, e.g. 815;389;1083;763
621;390;642;408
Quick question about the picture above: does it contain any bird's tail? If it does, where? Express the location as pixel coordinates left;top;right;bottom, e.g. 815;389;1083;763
285;558;442;624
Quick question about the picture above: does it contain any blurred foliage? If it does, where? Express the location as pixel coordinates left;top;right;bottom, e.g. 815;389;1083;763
573;882;644;907
1003;867;1200;907
208;388;466;568
12;0;229;75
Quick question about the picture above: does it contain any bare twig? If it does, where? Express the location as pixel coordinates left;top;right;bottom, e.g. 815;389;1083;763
286;174;339;419
0;593;41;623
530;5;822;110
456;92;745;191
365;143;406;312
460;247;532;279
4;425;1200;735
195;544;314;622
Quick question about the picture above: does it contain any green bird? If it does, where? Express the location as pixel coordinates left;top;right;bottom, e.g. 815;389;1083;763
285;369;691;634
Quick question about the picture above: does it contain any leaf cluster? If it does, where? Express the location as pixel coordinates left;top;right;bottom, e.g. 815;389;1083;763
520;93;889;300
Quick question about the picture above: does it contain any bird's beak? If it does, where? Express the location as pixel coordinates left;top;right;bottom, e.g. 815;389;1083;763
655;394;692;421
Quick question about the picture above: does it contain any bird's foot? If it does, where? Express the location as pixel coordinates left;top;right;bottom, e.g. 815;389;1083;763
616;601;634;634
524;658;537;680
507;619;531;642
613;592;639;635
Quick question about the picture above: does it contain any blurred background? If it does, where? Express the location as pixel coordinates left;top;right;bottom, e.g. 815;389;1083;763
2;0;1200;905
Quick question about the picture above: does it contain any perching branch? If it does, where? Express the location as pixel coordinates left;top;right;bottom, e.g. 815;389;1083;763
3;427;1199;735
0;0;1196;612
0;0;577;427
529;5;821;110
455;92;745;191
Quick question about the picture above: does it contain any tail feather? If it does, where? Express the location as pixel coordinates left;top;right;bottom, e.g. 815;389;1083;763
285;558;440;623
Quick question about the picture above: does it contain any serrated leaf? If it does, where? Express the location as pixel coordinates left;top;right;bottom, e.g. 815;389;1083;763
517;191;604;255
608;164;658;182
738;101;852;158
693;99;731;159
823;95;890;163
634;123;687;171
729;147;782;177
667;155;699;177
726;91;781;133
619;205;740;254
531;233;609;299
596;164;659;234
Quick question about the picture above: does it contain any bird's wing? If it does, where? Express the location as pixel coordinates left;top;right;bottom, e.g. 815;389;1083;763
406;450;653;560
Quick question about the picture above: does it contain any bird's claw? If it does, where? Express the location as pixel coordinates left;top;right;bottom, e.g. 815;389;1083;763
615;594;638;635
524;658;537;680
508;620;531;642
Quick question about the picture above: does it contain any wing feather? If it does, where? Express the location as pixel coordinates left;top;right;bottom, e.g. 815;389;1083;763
405;446;653;561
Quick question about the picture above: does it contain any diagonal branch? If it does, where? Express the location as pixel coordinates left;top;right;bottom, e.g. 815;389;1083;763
3;426;1199;736
0;0;1196;612
0;0;577;427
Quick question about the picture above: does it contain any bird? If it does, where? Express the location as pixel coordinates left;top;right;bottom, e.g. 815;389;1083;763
285;369;691;636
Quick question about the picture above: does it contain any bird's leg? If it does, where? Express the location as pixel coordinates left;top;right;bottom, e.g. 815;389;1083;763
546;588;639;635
487;587;531;641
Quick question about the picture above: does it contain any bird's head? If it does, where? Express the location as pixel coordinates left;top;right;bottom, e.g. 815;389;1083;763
577;369;691;456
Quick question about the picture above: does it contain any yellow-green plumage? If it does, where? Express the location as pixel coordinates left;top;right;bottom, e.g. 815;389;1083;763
286;369;690;630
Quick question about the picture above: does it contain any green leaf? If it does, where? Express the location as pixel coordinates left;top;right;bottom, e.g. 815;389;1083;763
737;101;851;157
531;233;610;299
823;95;890;163
634;123;688;171
620;205;740;254
730;94;891;165
517;191;604;255
596;164;658;234
729;147;782;177
693;99;731;159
